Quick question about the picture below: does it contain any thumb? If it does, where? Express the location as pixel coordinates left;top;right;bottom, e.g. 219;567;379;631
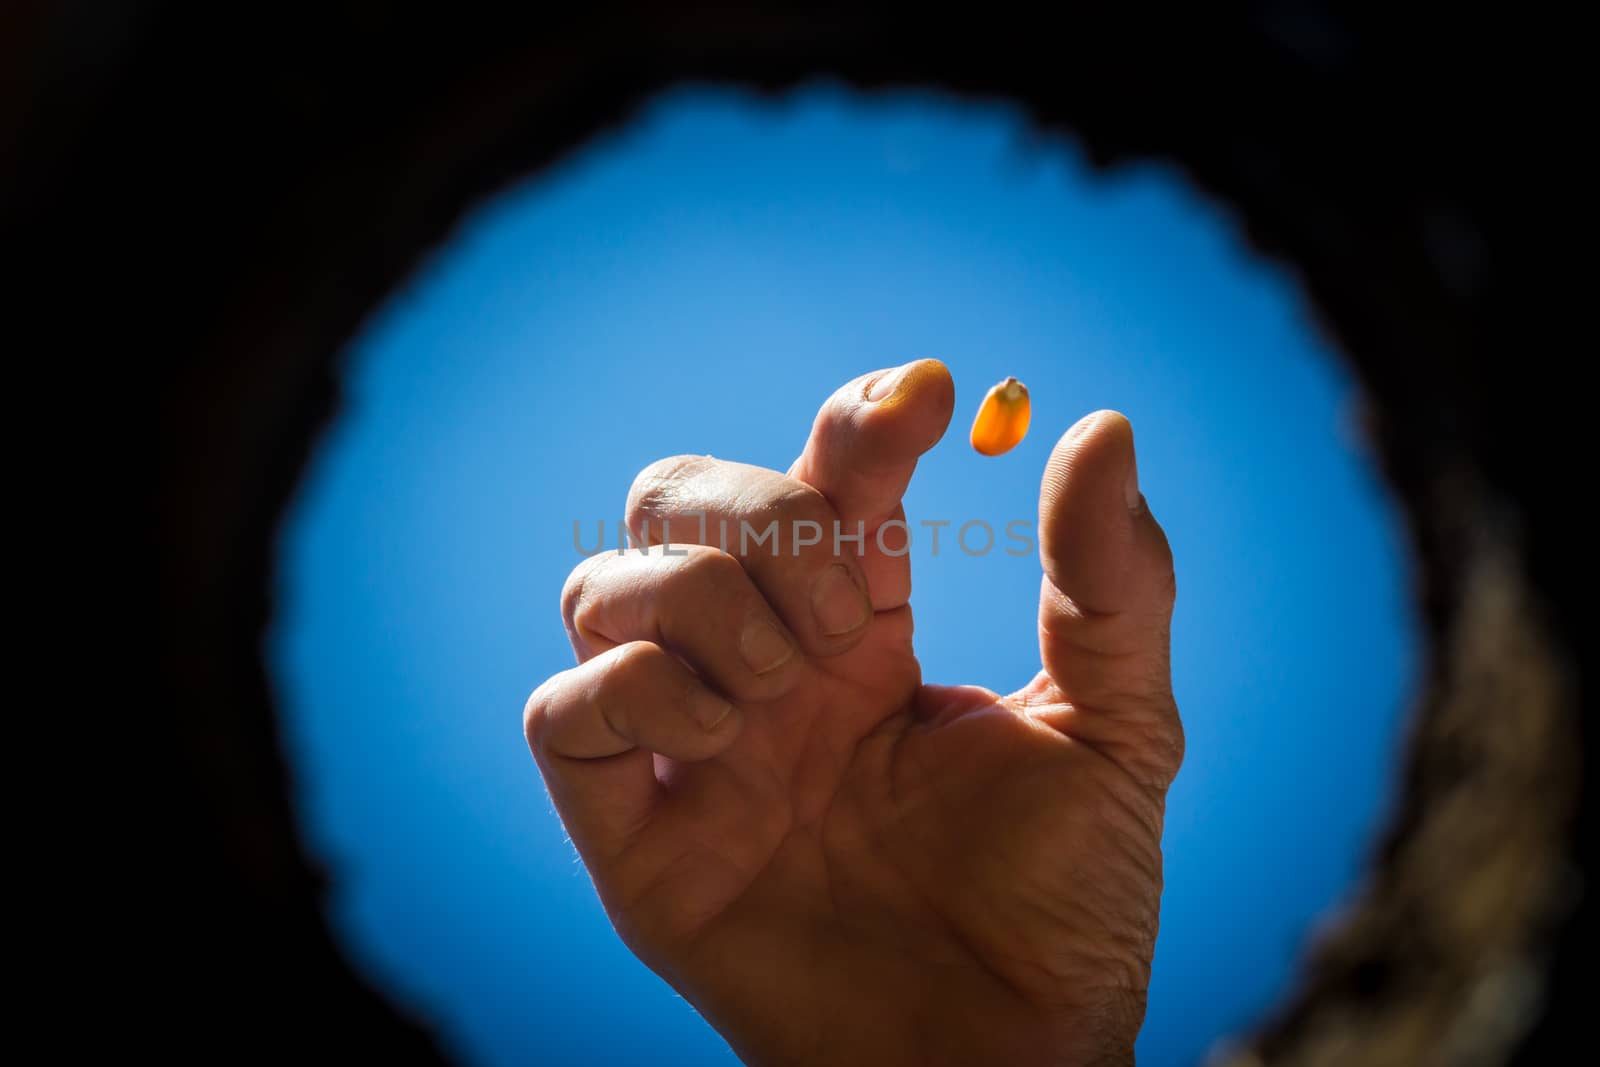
1029;410;1181;786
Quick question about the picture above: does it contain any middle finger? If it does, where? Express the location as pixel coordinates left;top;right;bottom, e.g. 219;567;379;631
626;455;876;657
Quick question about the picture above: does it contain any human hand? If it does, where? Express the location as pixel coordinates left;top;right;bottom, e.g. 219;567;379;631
525;359;1181;1066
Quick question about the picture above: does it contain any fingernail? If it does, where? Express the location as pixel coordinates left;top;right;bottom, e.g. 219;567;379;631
739;617;795;674
811;564;871;636
692;690;734;731
1124;454;1144;512
867;362;913;402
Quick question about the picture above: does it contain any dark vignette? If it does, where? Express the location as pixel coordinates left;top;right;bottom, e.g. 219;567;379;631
6;4;1582;1063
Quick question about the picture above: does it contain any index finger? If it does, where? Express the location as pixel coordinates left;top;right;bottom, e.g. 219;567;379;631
786;359;955;608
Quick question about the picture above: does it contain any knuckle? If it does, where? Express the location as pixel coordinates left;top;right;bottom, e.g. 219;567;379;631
1146;532;1178;608
763;481;838;535
1154;562;1177;608
811;389;870;443
559;555;602;633
606;639;663;683
522;679;557;752
1130;695;1184;787
598;645;661;742
1164;704;1186;771
669;546;745;598
626;454;708;526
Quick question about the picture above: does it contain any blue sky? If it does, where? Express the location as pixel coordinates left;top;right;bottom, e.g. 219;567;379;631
271;84;1418;1066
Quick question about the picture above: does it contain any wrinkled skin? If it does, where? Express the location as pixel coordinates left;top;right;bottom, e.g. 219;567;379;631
526;360;1181;1065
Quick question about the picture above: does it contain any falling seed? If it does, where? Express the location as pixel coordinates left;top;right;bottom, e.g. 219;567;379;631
970;376;1031;456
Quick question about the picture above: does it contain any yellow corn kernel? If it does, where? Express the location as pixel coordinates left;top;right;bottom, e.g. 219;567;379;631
969;376;1031;456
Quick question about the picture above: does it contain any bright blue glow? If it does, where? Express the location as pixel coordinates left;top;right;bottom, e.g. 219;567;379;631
271;85;1418;1066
